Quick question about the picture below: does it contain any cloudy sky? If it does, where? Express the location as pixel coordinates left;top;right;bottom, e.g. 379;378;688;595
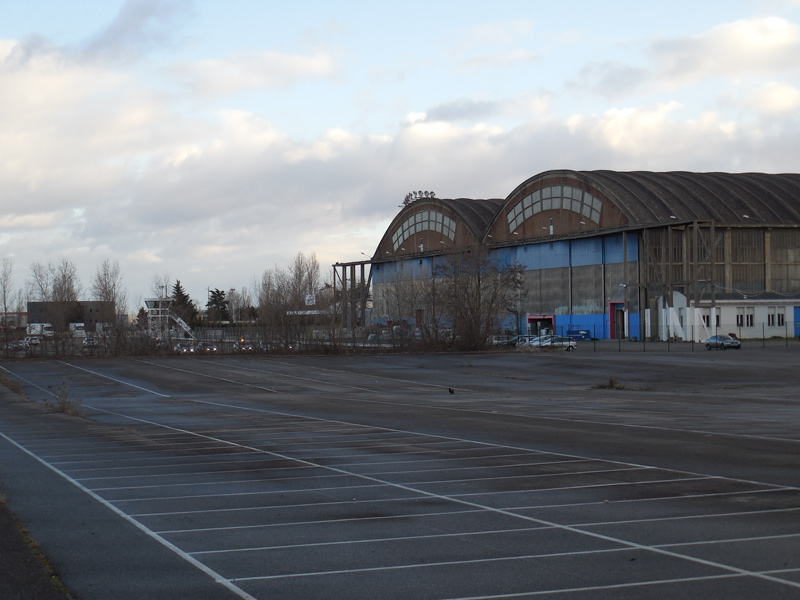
3;0;800;309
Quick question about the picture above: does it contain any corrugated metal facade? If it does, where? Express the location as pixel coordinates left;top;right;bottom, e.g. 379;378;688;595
369;171;800;341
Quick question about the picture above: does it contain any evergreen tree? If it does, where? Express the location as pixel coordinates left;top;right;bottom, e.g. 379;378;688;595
207;288;231;322
136;307;148;329
171;280;198;324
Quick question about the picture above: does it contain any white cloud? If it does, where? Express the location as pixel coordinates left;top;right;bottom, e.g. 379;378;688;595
462;48;540;69
0;211;65;229
425;99;504;123
463;19;536;46
744;81;800;114
80;0;193;63
4;8;800;306
570;17;800;100
170;50;338;95
454;19;540;70
651;17;800;84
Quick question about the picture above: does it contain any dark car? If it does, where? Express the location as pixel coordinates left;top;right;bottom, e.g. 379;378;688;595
196;341;218;353
705;334;741;350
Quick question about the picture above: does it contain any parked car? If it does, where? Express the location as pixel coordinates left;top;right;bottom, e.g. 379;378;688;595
705;335;741;350
512;335;548;349
4;340;29;352
196;341;218;353
488;335;514;346
24;336;41;346
82;337;100;349
536;336;577;351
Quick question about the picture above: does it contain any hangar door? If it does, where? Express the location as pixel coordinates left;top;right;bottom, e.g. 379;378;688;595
527;315;555;336
609;302;625;339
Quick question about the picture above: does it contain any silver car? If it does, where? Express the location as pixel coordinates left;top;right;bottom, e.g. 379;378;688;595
705;335;741;350
537;336;577;351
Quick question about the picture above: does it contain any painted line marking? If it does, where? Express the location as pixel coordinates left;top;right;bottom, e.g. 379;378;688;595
0;431;257;600
77;405;800;592
58;362;172;397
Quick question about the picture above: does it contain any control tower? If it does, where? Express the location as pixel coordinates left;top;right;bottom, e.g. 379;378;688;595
144;296;194;341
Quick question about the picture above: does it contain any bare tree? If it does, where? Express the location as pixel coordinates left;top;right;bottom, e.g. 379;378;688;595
256;267;290;350
255;253;326;351
287;252;321;307
151;272;171;298
91;259;129;352
29;261;54;302
27;259;83;355
435;246;525;350
0;258;14;346
92;259;128;316
51;258;82;303
416;276;448;345
376;266;419;347
227;287;254;324
28;259;82;307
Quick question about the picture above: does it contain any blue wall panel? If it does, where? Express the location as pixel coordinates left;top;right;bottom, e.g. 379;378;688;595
493;247;519;268
489;234;639;270
373;258;432;283
570;238;604;267
538;241;571;269
603;234;625;263
629;313;641;340
375;232;644;340
603;234;639;264
557;314;606;339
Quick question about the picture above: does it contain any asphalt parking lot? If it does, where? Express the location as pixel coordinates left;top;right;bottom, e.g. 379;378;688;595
1;345;800;599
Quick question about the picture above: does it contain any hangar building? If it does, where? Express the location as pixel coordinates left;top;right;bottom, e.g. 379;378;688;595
357;170;800;341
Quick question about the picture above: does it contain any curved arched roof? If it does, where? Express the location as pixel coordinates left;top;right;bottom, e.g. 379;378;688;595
510;170;800;226
373;170;800;259
433;197;505;237
373;197;503;258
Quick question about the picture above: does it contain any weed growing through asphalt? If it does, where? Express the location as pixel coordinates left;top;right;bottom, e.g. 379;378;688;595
45;382;83;417
594;377;627;390
0;374;24;396
592;377;652;391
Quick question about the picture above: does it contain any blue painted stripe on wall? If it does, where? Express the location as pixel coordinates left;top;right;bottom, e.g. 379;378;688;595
374;233;641;284
571;237;604;267
603;234;639;264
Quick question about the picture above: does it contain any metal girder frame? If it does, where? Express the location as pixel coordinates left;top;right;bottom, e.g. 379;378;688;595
333;261;372;329
641;221;717;340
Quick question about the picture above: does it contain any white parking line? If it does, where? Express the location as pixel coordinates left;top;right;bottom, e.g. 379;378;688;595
77;404;800;591
58;361;172;397
190;526;550;555
10;359;800;597
208;358;472;394
134;359;282;393
573;506;800;528
0;430;257;600
439;573;744;599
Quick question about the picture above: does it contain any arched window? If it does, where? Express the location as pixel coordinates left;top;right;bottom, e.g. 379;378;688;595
392;211;456;250
507;185;603;232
